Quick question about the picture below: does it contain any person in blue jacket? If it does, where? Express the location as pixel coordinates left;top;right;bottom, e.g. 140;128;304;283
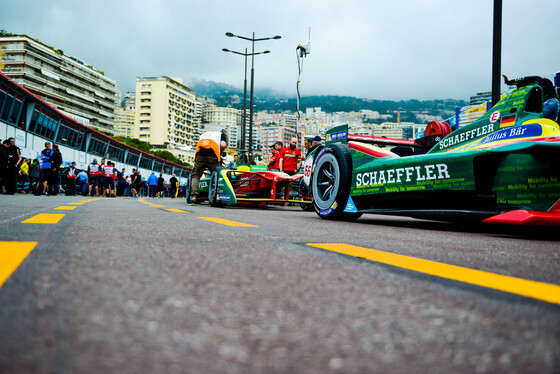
147;171;158;198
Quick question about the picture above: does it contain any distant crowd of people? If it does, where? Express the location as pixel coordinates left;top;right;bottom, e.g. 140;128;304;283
1;140;186;198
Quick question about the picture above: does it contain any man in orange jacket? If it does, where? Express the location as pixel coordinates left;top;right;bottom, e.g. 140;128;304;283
189;131;227;204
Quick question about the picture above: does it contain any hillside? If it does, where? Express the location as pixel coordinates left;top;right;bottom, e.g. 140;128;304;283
188;79;468;119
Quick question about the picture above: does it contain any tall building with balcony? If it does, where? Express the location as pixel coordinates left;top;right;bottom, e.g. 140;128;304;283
123;91;136;111
114;107;135;138
134;76;197;164
0;34;120;133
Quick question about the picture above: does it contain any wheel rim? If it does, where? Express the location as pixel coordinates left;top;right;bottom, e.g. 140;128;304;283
312;153;340;210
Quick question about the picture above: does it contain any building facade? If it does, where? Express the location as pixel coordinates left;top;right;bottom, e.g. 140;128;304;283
134;76;196;164
114;107;135;138
0;35;120;133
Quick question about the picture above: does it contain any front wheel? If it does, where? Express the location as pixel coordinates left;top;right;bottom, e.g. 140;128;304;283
208;168;226;207
311;144;362;221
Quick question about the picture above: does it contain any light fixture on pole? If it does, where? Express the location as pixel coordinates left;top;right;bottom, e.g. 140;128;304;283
225;32;281;159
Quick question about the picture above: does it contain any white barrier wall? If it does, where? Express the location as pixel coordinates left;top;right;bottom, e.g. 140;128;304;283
1;121;185;184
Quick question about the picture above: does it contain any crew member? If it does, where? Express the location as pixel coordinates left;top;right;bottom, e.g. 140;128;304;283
6;137;22;194
189;131;227;204
279;137;302;176
102;161;115;197
268;144;280;171
49;144;62;195
87;158;101;196
66;161;77;196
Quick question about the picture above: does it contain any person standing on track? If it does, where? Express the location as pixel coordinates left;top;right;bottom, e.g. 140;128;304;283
169;173;178;198
147;171;158;197
87;158;101;196
279;137;302;176
38;142;54;196
189;131;227;204
157;173;165;198
66;161;77;196
102;161;115;197
5;137;22;194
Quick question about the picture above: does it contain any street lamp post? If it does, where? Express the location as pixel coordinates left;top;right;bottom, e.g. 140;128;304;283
222;48;270;150
225;32;281;159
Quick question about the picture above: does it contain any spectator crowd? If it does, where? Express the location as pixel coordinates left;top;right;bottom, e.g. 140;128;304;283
1;139;185;198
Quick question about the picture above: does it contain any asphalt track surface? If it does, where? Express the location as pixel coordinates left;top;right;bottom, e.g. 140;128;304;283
0;195;559;373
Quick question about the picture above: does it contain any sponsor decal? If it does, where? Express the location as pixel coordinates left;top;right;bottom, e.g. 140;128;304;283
439;123;495;150
490;111;500;123
499;114;517;128
327;130;348;142
355;163;451;187
343;196;358;213
479;124;541;145
318;201;338;216
218;195;231;201
303;156;314;185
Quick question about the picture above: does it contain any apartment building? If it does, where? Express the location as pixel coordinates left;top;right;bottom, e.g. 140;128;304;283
0;34;120;133
134;76;196;163
203;105;239;127
114;107;135;138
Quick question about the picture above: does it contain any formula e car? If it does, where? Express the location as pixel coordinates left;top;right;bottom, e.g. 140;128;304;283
186;152;313;207
303;76;560;226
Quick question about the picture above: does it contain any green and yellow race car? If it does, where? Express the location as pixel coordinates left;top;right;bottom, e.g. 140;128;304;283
303;76;560;225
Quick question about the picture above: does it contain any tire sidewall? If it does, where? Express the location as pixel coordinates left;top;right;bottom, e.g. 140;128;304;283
311;144;353;219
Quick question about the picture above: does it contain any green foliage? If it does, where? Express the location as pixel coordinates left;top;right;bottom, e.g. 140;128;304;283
114;136;152;152
152;150;190;167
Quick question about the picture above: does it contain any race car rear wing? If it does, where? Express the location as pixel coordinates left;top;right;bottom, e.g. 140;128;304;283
326;124;439;150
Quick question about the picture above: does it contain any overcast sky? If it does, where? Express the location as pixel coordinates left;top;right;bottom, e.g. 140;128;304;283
2;0;559;101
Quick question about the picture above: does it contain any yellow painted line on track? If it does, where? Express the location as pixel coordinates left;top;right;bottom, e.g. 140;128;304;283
308;243;560;306
22;213;65;224
68;202;86;205
164;208;190;213
198;217;258;227
0;241;37;287
54;206;77;210
149;204;166;208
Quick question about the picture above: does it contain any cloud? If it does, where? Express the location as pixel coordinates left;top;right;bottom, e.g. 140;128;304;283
2;0;559;100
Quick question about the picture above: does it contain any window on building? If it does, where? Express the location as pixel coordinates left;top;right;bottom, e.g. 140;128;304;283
28;108;58;140
139;156;153;169
88;137;108;156
56;120;85;149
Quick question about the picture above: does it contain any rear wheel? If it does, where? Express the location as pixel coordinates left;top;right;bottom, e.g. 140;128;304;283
208;168;226;207
312;144;362;221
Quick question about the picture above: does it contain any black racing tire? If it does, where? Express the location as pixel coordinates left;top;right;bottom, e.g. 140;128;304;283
311;143;362;221
208;167;226;207
185;175;192;204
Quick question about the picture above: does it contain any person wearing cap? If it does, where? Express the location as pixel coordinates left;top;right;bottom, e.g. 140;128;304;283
312;135;322;149
38;142;54;195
